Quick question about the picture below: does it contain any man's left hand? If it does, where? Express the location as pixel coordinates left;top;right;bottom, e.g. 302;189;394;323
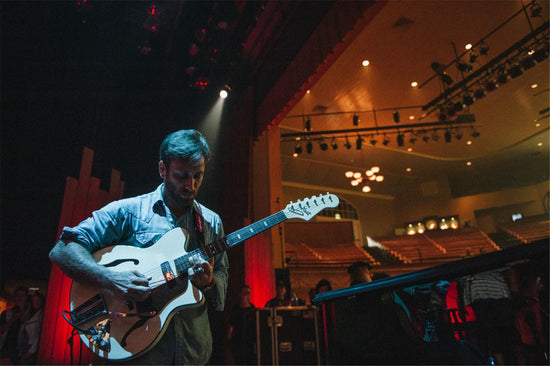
190;257;215;290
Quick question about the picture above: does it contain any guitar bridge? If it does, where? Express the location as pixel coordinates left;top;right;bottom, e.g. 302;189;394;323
71;293;108;325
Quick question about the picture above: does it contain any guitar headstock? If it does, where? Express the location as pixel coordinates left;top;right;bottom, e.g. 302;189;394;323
283;193;340;221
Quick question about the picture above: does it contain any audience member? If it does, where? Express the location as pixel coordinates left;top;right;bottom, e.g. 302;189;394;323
265;281;291;307
462;270;521;365
347;261;372;286
513;262;547;365
228;285;256;365
16;292;45;364
315;279;332;294
0;286;29;363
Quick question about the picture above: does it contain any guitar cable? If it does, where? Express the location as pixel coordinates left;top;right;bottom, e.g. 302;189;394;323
62;310;98;335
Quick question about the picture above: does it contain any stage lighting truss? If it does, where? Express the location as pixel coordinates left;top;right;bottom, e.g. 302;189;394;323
284;118;479;157
420;5;548;117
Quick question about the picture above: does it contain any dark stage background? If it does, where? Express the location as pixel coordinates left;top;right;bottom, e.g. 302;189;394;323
1;1;233;284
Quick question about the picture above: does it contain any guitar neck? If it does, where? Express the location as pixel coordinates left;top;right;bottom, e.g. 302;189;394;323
174;210;288;273
226;210;288;248
174;193;338;275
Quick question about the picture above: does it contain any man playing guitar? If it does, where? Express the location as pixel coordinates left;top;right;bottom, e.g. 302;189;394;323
49;129;229;364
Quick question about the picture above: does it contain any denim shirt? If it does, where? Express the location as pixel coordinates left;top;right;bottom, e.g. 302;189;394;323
60;184;229;364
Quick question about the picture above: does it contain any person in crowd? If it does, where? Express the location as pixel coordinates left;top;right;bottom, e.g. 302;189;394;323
315;279;332;294
228;285;256;365
265;281;291;307
16;292;45;364
49;129;229;365
347;261;373;286
462;269;521;365
0;286;29;363
512;262;547;365
308;279;333;305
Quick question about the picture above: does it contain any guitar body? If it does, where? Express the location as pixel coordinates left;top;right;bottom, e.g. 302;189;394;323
70;228;203;361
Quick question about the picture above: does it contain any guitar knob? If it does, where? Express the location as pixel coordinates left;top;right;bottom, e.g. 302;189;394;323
99;339;110;351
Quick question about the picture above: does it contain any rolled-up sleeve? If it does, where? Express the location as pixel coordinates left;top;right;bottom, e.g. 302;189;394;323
59;201;128;253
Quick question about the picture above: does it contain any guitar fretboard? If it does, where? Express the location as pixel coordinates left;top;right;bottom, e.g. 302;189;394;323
173;211;287;275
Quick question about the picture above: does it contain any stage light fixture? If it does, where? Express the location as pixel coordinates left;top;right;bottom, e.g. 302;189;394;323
422;135;430;143
508;63;523;78
455;131;463;140
471;128;480;138
397;133;404;147
444;130;452;143
496;72;508;84
382;135;390;146
306;141;313;154
409;136;417;144
330;137;338;150
485;80;497;91
345;171;354;178
219;84;232;99
362;185;371;193
446;104;456;117
473;89;485;99
469;52;478;63
533;48;548;63
370;136;377;146
431;62;454;85
432;131;440;142
463;94;474;106
393;111;400;123
319;140;328;151
531;2;542;17
356;135;363;150
344;136;352;149
521;56;536;70
454;101;465;112
294;144;302;155
438;111;447;122
479;41;490;56
457;62;473;72
353;113;359;126
305;117;312;132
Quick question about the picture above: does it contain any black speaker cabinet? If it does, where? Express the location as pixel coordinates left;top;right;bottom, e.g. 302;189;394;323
256;306;320;365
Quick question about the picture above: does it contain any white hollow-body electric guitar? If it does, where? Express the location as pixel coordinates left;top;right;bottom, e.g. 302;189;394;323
67;193;339;360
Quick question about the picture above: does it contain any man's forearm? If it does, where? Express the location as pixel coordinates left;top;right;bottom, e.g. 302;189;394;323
49;240;109;288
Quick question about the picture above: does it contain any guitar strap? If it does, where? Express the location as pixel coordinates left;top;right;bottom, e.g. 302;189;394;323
194;203;205;249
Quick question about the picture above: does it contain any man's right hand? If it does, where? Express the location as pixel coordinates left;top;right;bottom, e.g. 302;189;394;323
105;269;152;302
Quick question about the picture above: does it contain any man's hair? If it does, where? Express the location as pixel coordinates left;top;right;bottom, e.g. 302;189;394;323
347;261;371;274
159;129;211;168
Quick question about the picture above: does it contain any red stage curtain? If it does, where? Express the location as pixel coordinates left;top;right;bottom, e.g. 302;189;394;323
244;220;275;308
37;147;124;365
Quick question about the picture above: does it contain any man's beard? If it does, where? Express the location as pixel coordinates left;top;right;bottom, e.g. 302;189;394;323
165;185;194;208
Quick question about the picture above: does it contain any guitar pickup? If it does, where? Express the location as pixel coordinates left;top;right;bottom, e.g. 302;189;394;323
161;261;176;283
70;293;108;326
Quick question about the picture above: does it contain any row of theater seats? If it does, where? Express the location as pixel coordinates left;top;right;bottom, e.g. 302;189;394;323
498;219;550;244
285;220;549;267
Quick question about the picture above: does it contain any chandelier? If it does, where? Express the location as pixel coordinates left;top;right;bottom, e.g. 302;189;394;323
344;166;384;193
